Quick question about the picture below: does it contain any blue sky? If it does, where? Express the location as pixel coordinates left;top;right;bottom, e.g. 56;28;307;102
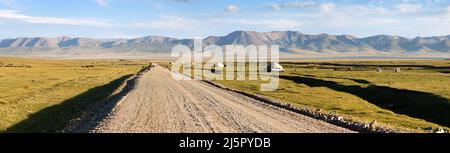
0;0;450;38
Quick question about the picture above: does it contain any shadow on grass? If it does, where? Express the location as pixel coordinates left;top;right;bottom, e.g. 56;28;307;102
5;74;134;133
436;70;450;74
302;74;371;84
280;75;450;127
282;62;450;69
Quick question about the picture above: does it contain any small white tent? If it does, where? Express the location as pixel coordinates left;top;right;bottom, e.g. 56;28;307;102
215;63;225;68
264;63;284;72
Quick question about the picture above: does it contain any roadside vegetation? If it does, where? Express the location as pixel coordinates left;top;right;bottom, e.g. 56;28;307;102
0;57;145;132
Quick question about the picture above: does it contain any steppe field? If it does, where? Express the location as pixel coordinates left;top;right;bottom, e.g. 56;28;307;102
211;60;450;132
0;57;146;132
1;57;449;132
162;59;450;132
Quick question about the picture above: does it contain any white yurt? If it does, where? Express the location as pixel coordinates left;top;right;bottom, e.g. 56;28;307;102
265;63;284;72
215;62;225;68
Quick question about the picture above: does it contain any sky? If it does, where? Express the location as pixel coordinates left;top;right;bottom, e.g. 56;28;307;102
0;0;450;39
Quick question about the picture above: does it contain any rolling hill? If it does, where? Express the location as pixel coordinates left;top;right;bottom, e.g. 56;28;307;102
0;31;449;55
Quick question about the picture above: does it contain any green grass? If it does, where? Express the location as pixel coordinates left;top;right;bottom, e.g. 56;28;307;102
163;60;450;132
0;57;145;132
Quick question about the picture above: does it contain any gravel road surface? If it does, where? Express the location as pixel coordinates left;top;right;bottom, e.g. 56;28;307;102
92;66;353;133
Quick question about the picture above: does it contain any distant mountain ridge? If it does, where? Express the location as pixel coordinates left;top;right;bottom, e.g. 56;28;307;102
1;31;449;54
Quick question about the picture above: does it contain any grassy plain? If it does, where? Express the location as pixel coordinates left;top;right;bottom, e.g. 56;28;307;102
0;57;145;132
162;60;450;132
2;57;448;132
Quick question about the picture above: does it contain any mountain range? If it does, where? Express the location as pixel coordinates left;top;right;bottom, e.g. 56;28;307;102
1;31;449;55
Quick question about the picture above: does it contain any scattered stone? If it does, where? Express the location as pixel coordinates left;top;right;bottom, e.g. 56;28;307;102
435;128;446;133
81;65;94;68
286;103;293;107
369;120;378;129
424;127;433;132
202;80;402;133
348;67;353;71
376;67;383;73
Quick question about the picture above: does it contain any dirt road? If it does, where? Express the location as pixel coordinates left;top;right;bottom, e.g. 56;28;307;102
92;66;353;133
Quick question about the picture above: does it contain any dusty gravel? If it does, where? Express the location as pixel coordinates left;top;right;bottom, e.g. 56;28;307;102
92;66;354;133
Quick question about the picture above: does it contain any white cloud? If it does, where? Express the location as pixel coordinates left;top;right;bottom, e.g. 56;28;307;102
258;2;450;37
132;16;198;30
95;0;108;8
146;2;448;37
0;0;16;7
291;4;402;27
131;14;302;31
0;10;111;27
268;2;315;10
319;3;336;12
214;18;301;29
171;0;193;2
225;5;240;13
0;0;15;3
261;19;301;29
342;5;388;15
0;0;14;5
426;6;450;25
396;4;422;13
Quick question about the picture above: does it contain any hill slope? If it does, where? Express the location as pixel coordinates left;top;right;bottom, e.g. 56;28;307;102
1;31;449;55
